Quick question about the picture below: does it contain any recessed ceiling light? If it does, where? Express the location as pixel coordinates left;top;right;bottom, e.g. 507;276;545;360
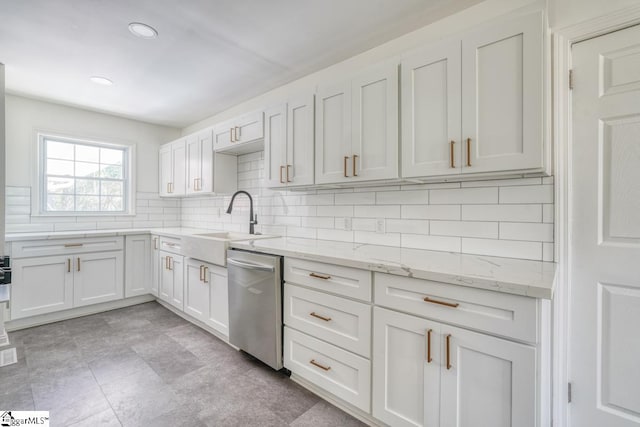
128;22;158;39
90;76;113;86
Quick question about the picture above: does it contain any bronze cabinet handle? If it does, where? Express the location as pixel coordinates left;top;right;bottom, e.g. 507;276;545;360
446;334;452;370
310;312;331;322
426;329;433;363
154;238;158;250
309;272;331;280
352;154;358;177
77;257;81;272
286;165;292;183
450;140;456;168
165;256;168;270
466;138;472;167
343;156;349;177
203;267;209;283
280;166;285;184
423;296;460;308
230;128;234;142
67;258;71;273
310;359;331;371
64;243;83;248
235;126;241;141
199;265;204;281
168;256;173;271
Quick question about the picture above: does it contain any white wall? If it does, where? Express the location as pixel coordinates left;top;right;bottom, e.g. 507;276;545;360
548;0;639;28
183;0;544;135
6;95;180;192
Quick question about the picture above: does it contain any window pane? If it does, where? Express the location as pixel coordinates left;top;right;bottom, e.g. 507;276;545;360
100;148;123;165
47;159;74;176
47;195;74;211
75;162;100;177
76;179;99;195
75;145;100;163
101;196;123;211
76;196;99;211
47;177;74;194
47;141;74;160
101;181;123;196
100;164;122;179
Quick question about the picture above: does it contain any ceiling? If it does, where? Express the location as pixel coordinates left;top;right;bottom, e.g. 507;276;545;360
0;0;481;128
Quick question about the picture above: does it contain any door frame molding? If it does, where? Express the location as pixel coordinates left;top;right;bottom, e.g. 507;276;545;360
552;6;640;426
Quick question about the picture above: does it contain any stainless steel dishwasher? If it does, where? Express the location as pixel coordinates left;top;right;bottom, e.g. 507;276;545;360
227;249;283;370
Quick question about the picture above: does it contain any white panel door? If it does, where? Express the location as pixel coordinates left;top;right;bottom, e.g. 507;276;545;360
315;81;352;184
159;251;173;303
264;103;288;188
124;235;151;297
372;307;441;427
213;119;234;151
10;255;73;319
234;111;264;144
170;255;184;310
461;11;543;173
184;260;209;323
440;325;536;427
287;94;315;186
185;134;200;195
206;264;229;336
159;145;172;197
402;39;462;177
351;61;399;181
74;251;124;307
198;131;214;194
171;140;186;196
570;24;640;427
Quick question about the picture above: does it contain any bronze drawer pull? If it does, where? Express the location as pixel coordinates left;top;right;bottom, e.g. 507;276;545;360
343;156;349;177
423;296;460;308
446;334;452;370
450;140;455;168
64;243;83;248
77;257;81;272
286;164;292;183
426;329;433;363
280;166;285;184
310;359;331;371
309;272;331;280
67;258;71;273
466;138;472;167
352;154;358;177
310;312;331;322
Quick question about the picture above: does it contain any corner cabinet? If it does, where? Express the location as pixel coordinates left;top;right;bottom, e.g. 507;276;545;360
264;94;315;188
213;111;264;153
159;139;186;197
315;61;399;184
401;11;544;178
186;130;237;196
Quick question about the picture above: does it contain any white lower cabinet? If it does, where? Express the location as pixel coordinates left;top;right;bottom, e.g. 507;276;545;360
151;236;160;296
185;260;209;321
373;307;536;427
125;235;152;298
159;251;184;311
74;251;124;307
11;255;74;320
206;264;229;337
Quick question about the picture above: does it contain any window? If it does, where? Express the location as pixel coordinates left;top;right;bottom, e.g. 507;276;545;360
39;134;132;214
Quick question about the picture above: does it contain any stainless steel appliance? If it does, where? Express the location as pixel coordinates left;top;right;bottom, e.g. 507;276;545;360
227;249;283;370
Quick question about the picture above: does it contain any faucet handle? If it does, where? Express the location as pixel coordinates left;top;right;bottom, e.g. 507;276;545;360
252;213;258;225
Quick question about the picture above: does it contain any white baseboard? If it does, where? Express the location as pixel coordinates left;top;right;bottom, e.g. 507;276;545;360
5;294;156;331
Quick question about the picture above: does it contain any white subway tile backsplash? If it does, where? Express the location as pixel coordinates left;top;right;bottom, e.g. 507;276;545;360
500;185;553;204
402;234;461;252
302;217;334;229
386;219;429;234
352;218;377;232
335;192;375;205
430;187;498;205
543;204;554;223
499;222;554;242
376;190;428;205
354;205;400;219
354;231;401;246
317;228;354;243
317;205;354;217
402;205;461;220
462;204;542;222
430;221;498;239
543;242;554;262
462;238;542;260
461;177;542;188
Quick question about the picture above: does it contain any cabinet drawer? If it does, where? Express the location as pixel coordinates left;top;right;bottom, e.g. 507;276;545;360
374;273;537;342
284;327;371;412
159;236;182;254
284;284;372;358
284;258;372;302
12;236;124;258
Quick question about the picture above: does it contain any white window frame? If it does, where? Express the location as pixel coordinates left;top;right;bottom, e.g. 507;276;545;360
34;133;136;216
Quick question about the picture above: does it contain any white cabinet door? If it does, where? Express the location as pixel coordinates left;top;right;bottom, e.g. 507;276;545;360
206;264;229;337
170;255;184;310
372;307;441;427
213;119;234;151
186;134;200;195
185;259;209;323
74;251;124;307
171;140;186;196
461;11;543;173
10;255;74;320
264;103;288;188
402;40;462;177
287;94;315;186
125;235;151;298
315;81;352;184
235;111;264;144
351;62;399;181
186;131;215;195
159;144;172;197
150;236;160;296
440;324;536;427
159;251;173;303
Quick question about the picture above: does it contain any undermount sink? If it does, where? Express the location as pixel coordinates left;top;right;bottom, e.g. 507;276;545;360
181;232;277;266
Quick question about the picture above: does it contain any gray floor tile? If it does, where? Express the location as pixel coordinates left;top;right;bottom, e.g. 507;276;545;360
88;346;153;385
0;381;34;410
68;407;122;427
290;400;367;427
132;334;205;382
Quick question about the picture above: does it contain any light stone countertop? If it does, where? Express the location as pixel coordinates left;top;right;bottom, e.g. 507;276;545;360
231;237;557;299
4;227;215;242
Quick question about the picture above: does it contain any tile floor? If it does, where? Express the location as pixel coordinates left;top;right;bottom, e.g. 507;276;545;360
0;302;365;427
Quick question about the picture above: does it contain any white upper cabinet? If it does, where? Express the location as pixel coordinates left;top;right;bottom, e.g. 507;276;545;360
186;129;237;196
402;40;462;177
159;139;186;197
401;10;544;178
316;63;399;184
461;11;543;173
264;94;315;188
213;111;264;153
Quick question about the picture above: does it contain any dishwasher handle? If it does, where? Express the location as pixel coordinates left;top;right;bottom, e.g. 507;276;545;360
227;257;275;272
